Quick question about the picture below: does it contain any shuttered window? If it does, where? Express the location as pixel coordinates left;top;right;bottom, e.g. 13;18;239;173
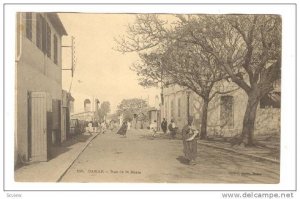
46;23;51;58
36;14;42;49
25;13;32;40
36;14;51;58
53;35;58;64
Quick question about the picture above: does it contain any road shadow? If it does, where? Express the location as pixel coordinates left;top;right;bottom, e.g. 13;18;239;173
176;156;190;165
49;133;93;159
139;133;182;141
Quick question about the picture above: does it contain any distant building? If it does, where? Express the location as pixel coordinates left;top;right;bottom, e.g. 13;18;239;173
161;80;280;137
15;13;67;164
71;96;100;122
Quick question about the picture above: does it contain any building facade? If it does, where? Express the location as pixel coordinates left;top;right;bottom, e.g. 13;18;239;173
161;81;280;137
70;95;100;122
15;13;67;165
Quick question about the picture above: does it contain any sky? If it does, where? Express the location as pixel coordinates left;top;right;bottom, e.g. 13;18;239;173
59;13;160;113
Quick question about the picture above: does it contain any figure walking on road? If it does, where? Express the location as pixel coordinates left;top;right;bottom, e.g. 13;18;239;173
150;120;158;137
117;121;128;138
182;116;199;165
161;118;167;134
168;119;177;139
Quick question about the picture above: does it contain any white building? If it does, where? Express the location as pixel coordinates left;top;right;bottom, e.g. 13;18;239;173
15;13;67;165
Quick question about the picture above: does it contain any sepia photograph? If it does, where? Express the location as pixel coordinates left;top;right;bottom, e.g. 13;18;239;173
13;11;282;184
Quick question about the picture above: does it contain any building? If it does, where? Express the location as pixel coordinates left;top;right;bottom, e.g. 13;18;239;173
61;90;74;141
70;95;100;122
161;80;280;137
15;13;67;165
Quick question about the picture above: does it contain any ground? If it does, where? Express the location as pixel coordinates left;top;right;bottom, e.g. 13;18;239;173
59;128;279;183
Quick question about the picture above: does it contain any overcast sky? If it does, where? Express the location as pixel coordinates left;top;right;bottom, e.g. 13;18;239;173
59;13;160;113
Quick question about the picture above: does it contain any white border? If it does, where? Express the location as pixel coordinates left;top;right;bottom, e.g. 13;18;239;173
3;3;297;192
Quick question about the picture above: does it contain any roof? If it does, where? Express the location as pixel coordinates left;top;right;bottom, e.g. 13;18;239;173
46;13;68;36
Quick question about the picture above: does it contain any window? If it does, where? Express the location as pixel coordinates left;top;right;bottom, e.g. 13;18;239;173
170;99;174;118
53;35;58;64
25;13;32;40
46;23;51;58
220;96;234;128
36;14;51;58
177;98;181;117
36;14;42;49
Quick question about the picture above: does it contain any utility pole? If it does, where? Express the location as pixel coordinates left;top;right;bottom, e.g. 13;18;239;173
62;36;76;92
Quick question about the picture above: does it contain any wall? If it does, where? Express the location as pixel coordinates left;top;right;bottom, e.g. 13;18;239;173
162;83;280;137
15;13;64;164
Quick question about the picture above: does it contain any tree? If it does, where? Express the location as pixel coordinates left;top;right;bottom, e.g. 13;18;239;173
116;98;149;123
175;15;281;146
134;42;236;139
116;14;235;139
97;101;111;122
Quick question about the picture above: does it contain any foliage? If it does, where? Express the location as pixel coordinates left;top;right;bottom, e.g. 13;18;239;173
96;101;111;122
116;98;149;122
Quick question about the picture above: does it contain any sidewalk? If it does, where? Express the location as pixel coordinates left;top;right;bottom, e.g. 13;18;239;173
198;139;280;164
155;131;280;164
14;132;99;182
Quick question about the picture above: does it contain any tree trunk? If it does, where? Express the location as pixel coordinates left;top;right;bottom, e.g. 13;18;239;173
200;99;209;140
240;92;260;146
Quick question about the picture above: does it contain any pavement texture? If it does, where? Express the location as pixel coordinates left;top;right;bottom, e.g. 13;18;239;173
14;129;280;183
14;132;99;182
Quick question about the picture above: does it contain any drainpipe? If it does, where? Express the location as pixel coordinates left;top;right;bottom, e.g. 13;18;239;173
15;13;23;62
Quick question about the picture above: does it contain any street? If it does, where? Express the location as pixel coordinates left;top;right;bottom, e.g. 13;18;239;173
59;128;279;183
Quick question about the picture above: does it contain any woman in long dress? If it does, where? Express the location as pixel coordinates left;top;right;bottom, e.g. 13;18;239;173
117;121;128;137
182;116;199;165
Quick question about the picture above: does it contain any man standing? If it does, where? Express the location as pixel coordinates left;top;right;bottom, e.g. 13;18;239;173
168;119;177;139
161;118;167;134
182;116;199;165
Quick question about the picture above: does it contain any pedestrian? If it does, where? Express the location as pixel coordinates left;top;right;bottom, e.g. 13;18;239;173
161;118;168;134
101;121;106;134
150;120;158;137
182;116;199;165
117;121;128;137
168;119;177;139
92;119;99;133
127;121;131;130
87;121;93;135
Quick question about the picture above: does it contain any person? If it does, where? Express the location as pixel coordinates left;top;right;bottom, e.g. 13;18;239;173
182;116;199;165
168;119;177;139
87;121;93;135
101;121;106;134
150;120;158;137
127;121;131;130
161;118;168;134
92;119;99;133
117;121;128;137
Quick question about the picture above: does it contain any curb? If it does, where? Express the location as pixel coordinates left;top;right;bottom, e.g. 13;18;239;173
56;132;101;182
198;141;280;164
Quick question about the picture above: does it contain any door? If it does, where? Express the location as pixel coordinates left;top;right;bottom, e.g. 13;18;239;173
61;107;67;142
29;92;48;162
220;96;234;129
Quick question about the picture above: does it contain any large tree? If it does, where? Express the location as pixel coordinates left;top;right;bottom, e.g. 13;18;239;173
133;42;235;139
116;98;149;123
116;14;281;146
116;14;235;139
175;15;281;145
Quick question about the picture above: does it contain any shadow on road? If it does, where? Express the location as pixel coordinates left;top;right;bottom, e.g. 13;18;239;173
176;156;190;165
49;133;93;160
139;133;182;141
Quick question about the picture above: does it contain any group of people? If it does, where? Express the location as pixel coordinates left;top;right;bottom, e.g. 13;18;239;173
116;117;199;165
159;117;199;165
160;118;178;139
86;120;108;134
